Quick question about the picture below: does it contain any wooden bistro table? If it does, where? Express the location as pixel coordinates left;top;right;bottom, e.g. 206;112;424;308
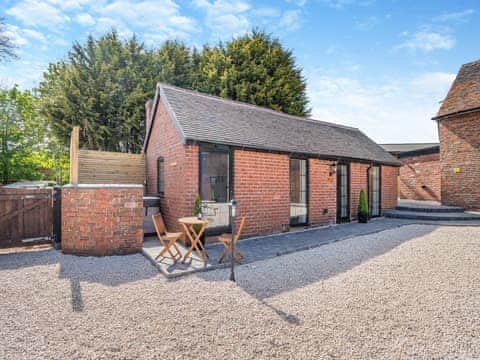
178;217;211;262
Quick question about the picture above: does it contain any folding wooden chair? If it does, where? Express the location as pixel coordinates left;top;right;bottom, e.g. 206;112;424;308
152;213;183;262
218;217;246;264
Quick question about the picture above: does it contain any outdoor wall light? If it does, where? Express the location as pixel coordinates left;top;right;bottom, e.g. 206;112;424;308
329;163;337;176
230;199;238;217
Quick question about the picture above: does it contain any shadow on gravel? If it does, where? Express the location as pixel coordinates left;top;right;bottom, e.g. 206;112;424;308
198;224;438;323
0;249;158;312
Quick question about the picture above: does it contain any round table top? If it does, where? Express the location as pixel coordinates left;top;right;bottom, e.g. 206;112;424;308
178;216;210;225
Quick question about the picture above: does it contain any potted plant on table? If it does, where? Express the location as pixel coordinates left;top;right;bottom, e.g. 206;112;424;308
358;189;369;223
192;193;206;245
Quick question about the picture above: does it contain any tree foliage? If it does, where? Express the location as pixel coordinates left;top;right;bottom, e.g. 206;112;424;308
39;32;156;153
0;86;68;184
39;30;310;153
222;30;309;116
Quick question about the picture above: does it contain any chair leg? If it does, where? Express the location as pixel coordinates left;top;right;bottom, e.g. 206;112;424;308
218;243;231;264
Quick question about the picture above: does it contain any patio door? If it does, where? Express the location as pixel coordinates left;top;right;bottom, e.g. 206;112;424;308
369;166;381;217
336;163;350;223
290;158;308;226
200;145;231;234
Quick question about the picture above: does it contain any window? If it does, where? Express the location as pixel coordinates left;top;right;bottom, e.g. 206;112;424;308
157;157;164;193
369;166;381;217
200;149;229;202
290;158;308;225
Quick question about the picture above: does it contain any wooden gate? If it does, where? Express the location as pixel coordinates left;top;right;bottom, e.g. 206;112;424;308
0;188;53;248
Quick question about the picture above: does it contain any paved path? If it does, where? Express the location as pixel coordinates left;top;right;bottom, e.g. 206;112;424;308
144;218;415;277
143;216;480;278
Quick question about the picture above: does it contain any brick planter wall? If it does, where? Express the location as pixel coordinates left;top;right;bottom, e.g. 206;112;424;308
439;112;480;210
399;153;440;201
61;185;144;256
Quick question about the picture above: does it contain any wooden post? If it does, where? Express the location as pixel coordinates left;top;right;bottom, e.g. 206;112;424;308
69;126;80;185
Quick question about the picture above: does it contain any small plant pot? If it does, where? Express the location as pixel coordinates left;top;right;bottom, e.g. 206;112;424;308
358;212;369;223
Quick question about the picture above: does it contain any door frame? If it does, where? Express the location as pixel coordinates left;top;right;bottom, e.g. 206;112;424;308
367;165;382;218
336;162;350;223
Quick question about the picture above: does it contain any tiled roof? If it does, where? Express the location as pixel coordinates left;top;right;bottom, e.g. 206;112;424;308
437;60;480;118
380;143;439;154
145;83;400;166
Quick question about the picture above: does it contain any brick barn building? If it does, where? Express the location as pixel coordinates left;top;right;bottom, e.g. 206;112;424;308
381;143;440;202
433;60;480;210
143;83;400;237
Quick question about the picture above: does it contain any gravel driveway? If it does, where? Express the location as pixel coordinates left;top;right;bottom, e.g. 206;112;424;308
1;224;479;359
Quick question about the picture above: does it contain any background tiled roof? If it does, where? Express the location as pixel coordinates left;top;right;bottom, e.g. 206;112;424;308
155;84;400;165
380;143;439;153
437;60;480;117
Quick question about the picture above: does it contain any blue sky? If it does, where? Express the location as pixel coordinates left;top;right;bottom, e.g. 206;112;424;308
1;0;479;143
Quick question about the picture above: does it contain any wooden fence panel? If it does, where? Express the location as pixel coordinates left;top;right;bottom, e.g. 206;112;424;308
0;188;53;247
77;150;145;184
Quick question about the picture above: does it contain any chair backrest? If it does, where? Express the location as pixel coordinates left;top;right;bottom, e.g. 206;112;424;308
234;217;246;242
152;213;167;237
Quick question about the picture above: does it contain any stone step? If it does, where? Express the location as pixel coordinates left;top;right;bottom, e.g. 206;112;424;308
395;205;465;213
385;210;480;221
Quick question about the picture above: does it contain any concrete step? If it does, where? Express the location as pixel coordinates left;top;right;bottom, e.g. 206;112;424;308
395;204;465;213
385;210;480;221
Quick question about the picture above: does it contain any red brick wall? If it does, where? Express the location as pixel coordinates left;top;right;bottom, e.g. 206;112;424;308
439;112;480;210
233;149;290;237
61;186;143;256
308;159;336;225
399;153;440;201
381;166;398;211
145;100;199;233
350;163;369;220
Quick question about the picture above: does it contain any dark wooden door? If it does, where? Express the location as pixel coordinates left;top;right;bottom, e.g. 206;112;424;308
336;163;350;223
0;188;53;248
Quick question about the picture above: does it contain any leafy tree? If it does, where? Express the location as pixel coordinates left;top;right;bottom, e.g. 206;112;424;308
0;18;16;62
39;30;310;153
0;86;67;184
154;40;193;88
191;45;228;96
221;30;310;116
39;32;157;153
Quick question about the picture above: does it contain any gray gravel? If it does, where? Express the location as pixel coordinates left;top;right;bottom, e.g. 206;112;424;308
1;224;479;359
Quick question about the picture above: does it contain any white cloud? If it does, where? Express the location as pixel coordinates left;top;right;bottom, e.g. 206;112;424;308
46;0;98;11
280;10;302;31
6;0;70;28
3;25;47;47
320;0;375;9
285;0;307;6
76;13;96;26
307;71;456;142
433;9;475;23
192;0;251;38
395;30;455;52
94;0;195;40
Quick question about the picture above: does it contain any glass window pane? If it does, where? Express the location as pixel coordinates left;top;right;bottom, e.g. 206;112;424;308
200;151;229;202
157;158;164;193
290;159;307;225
